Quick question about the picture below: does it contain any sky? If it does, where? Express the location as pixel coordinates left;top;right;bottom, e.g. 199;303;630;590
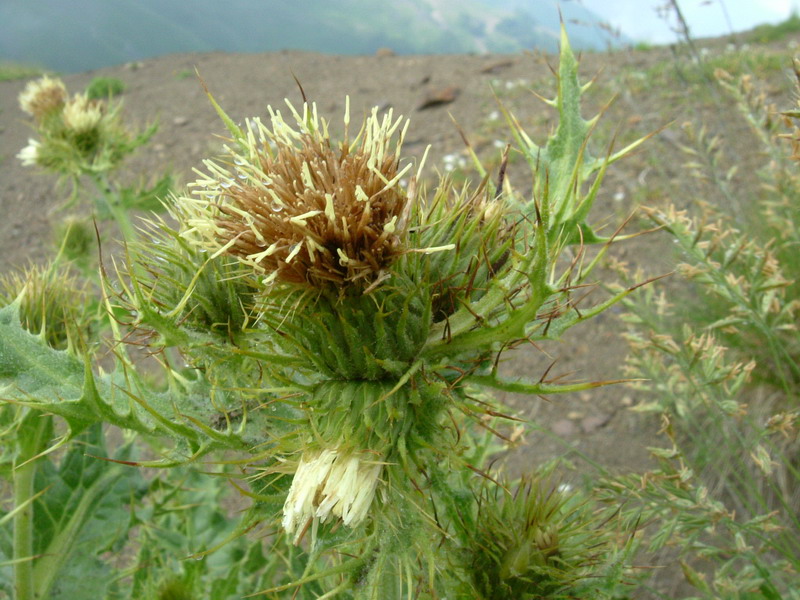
579;0;797;43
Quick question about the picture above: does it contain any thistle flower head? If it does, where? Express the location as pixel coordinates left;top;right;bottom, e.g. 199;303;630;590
282;448;382;544
62;93;104;133
18;75;68;120
176;100;413;289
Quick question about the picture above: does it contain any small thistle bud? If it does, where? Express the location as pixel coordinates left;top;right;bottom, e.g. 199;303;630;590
176;100;413;289
0;263;92;351
62;93;104;133
16;138;41;167
18;75;68;120
468;476;615;598
282;448;382;544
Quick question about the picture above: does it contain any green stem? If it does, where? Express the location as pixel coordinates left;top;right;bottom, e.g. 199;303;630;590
13;413;51;600
91;173;137;244
425;276;550;358
467;373;629;395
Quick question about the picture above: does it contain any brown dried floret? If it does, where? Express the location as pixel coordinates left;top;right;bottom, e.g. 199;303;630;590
19;76;68;121
177;101;415;289
216;133;408;286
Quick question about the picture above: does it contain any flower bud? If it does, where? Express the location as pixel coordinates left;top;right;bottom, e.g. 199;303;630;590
0;263;92;351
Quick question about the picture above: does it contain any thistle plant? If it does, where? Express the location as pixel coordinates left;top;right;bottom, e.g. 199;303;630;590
0;263;106;600
2;31;646;598
15;75;165;249
17;75;154;179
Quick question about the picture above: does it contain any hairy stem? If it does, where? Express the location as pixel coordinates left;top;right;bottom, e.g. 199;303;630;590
13;413;51;600
91;173;137;244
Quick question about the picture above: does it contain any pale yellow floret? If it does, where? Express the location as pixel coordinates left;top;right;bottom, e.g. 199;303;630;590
337;248;351;265
62;94;103;133
282;449;382;544
324;193;336;222
16;139;40;167
289;210;323;228
285;243;302;263
355;185;369;202
383;216;398;234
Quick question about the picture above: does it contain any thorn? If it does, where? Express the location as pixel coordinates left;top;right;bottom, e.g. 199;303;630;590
539;359;559;383
291;71;308;104
484;409;525;422
466;464;510;493
447;408;462;445
492;341;508;374
84;454;142;467
628;271;674;292
495;144;510;198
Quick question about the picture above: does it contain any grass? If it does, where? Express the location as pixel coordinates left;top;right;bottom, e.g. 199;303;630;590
601;48;800;598
622;47;784;96
0;62;45;81
85;76;126;99
747;12;800;44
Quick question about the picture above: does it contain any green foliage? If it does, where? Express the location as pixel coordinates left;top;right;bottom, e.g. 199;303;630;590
0;301;276;455
0;421;143;600
85;76;126;99
747;12;800;44
0;62;44;81
106;469;277;600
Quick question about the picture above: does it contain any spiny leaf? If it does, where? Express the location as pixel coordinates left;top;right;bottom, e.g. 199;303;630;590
0;302;270;456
